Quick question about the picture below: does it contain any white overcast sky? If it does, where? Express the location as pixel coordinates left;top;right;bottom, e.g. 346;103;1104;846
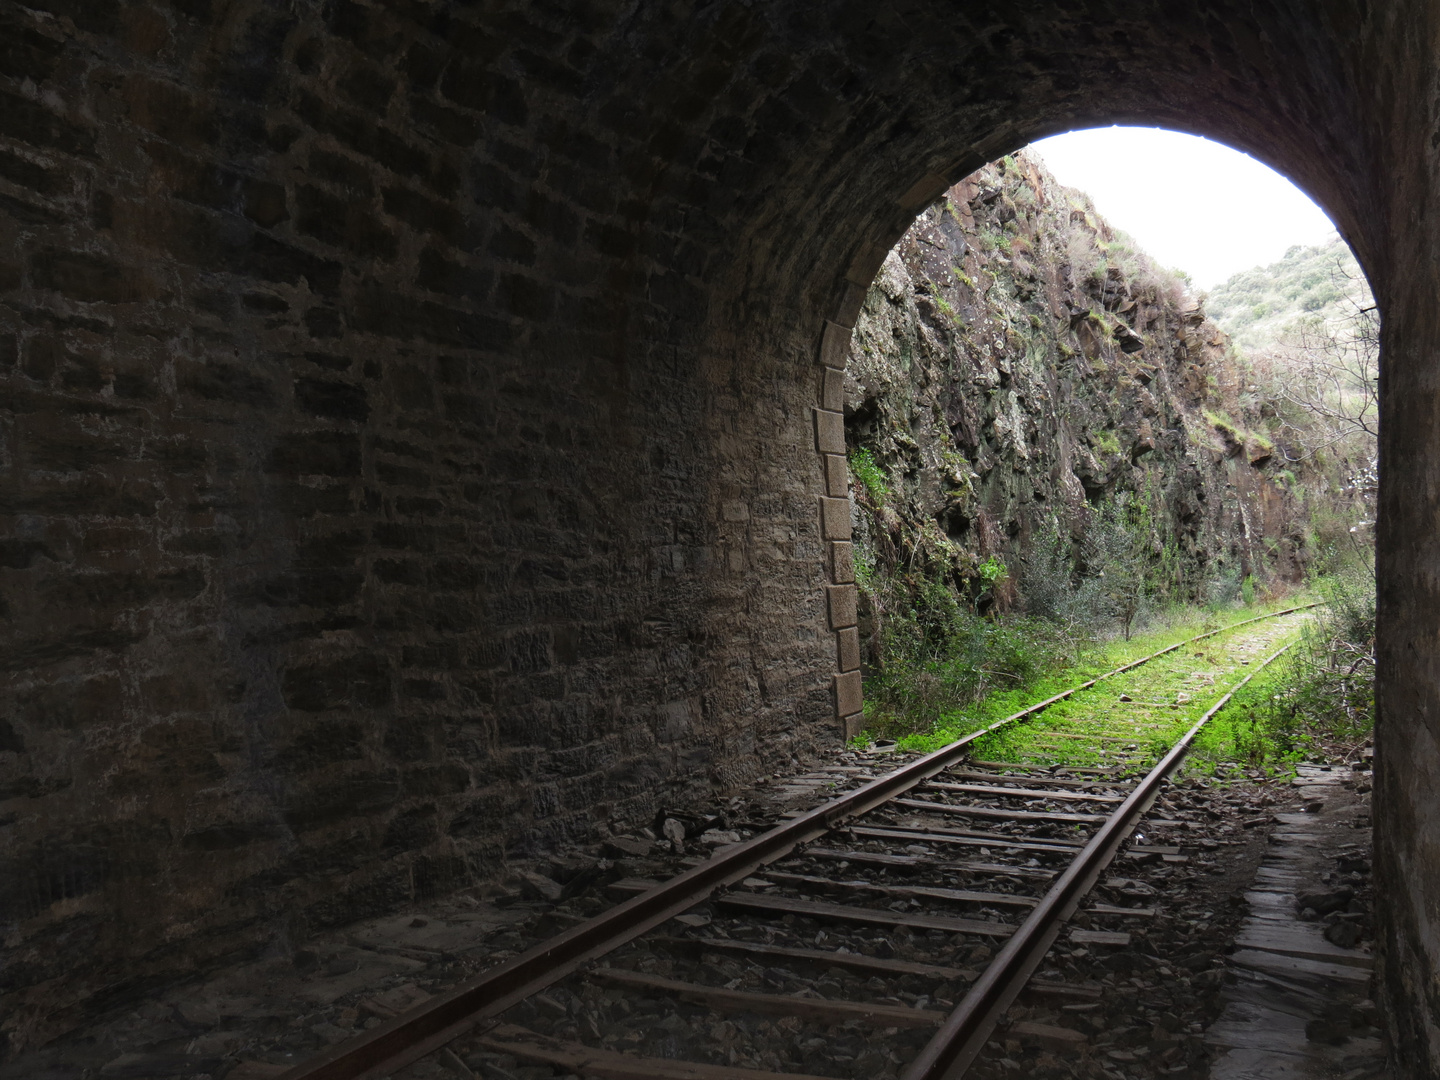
1028;127;1339;290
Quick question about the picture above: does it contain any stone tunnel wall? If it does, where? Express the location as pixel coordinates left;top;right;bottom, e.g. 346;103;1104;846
0;0;843;1049
3;1;1439;1075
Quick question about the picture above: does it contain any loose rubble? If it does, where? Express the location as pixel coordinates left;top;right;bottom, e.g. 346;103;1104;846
0;618;1385;1080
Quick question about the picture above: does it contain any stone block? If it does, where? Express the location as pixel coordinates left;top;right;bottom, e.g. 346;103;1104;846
835;671;863;719
0;147;61;195
814;408;845;454
401;762;471;795
818;320;852;369
830;541;854;584
283;771;402;834
182;819;285;852
845;241;889;287
402;678;447;701
898;171;951;210
178;359;277;408
46;568;206;610
347;285;511;348
831;281;867;329
841;711;865;741
297;183;399;260
292;531;362;572
30;248;148;304
821;366;845;412
243;233;345;295
267;431;362;477
0;87;97;159
419;246;492;296
824;454;849;497
139;673;210;714
383;805;440;850
819;497;852;540
384;185;461;235
827;583;857;629
243;177;288;226
837;626;861;672
295;377;369;422
282;656;393;712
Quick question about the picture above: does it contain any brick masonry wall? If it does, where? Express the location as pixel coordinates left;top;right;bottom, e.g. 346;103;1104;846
0;0;843;1048
1;0;1432;1070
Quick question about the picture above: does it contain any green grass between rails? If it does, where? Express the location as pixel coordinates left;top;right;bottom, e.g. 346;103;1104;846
972;620;1300;776
1186;657;1303;778
857;597;1313;770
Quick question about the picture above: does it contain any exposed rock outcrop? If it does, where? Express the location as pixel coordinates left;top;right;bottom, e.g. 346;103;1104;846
845;152;1306;640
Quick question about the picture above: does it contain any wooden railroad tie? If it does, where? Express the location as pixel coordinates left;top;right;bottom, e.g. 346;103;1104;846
893;797;1109;825
716;891;1016;937
480;1024;836;1080
923;780;1125;803
590;969;949;1028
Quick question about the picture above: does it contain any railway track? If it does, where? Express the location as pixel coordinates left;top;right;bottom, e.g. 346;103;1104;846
280;606;1312;1080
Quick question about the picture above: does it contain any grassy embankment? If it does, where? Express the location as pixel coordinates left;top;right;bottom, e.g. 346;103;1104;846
969;609;1308;775
857;595;1313;764
1188;564;1374;774
857;567;1375;780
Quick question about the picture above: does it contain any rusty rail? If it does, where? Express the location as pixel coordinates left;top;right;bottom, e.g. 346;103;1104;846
280;604;1313;1080
901;640;1297;1080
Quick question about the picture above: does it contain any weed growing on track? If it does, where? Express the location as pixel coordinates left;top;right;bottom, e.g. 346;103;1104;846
866;600;1309;761
859;608;1079;736
965;619;1295;774
1191;563;1375;773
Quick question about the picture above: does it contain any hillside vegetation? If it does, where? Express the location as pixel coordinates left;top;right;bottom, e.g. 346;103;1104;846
1205;235;1371;352
1200;236;1377;774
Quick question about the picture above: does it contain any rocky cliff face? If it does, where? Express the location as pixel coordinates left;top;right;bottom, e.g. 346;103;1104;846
844;152;1305;643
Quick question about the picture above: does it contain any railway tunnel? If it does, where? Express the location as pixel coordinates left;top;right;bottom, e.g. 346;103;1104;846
0;0;1436;1072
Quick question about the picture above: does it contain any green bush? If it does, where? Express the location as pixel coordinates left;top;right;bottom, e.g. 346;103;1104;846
1019;519;1085;625
1085;495;1150;639
848;447;890;505
1205;567;1244;609
1279;564;1375;746
861;569;1091;736
1022;497;1157;639
1196;562;1374;770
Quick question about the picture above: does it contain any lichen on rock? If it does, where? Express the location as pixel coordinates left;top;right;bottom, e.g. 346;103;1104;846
845;151;1310;666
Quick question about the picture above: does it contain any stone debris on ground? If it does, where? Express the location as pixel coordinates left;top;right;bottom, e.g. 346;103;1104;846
0;757;879;1080
1205;764;1384;1080
0;639;1385;1080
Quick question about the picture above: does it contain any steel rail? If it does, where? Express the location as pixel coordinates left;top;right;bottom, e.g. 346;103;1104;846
902;640;1297;1080
279;604;1312;1080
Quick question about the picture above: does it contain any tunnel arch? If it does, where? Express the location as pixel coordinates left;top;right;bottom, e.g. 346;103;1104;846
805;122;1379;740
1;1;1436;1071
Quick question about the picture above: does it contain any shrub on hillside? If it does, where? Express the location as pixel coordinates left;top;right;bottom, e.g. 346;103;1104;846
1278;562;1376;748
1204;561;1374;769
861;570;1091;734
1022;496;1158;639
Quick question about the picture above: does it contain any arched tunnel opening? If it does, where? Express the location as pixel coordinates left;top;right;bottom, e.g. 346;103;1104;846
835;134;1377;734
0;2;1434;1076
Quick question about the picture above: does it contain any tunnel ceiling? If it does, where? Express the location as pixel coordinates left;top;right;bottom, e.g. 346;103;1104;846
546;1;1385;338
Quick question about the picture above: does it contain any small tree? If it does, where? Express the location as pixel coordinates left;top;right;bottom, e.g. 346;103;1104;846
1254;257;1378;465
1020;517;1090;634
1084;494;1150;640
1246;256;1378;567
1022;498;1152;639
